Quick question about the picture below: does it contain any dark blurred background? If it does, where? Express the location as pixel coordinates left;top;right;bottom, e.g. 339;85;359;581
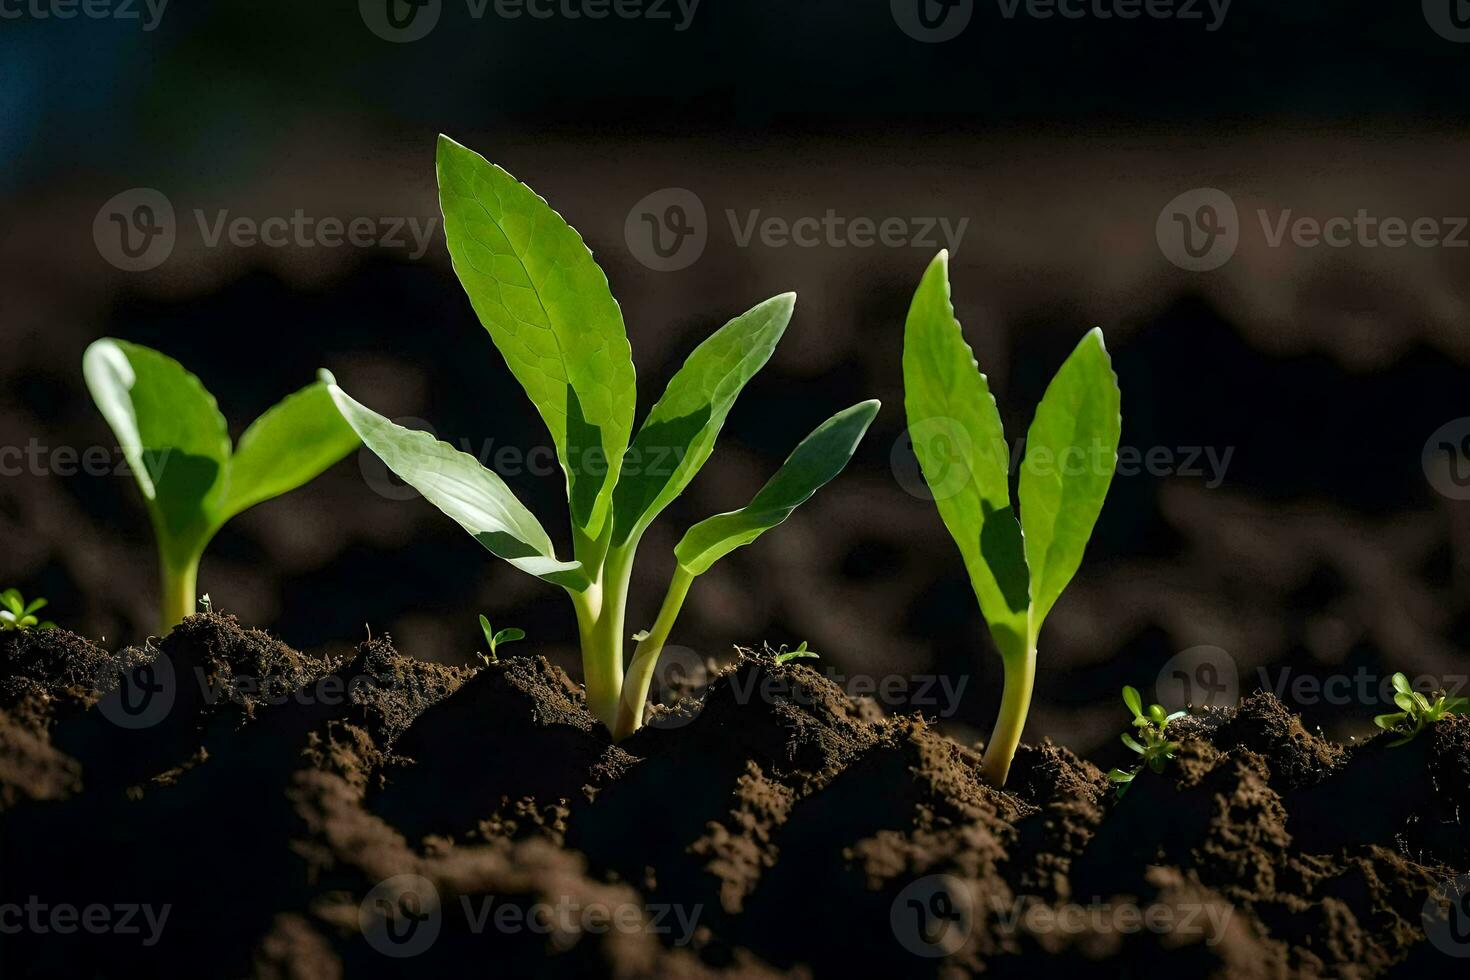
4;1;1470;760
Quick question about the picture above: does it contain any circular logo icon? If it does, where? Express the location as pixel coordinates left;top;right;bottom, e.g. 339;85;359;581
94;188;175;272
1422;875;1470;957
625;188;707;272
1423;418;1470;501
1424;0;1470;43
360;0;442;43
891;0;974;43
360;417;437;501
1155;645;1239;714
890;874;974;957
95;651;176;730
636;644;711;731
360;874;442;958
892;418;976;501
1156;188;1239;272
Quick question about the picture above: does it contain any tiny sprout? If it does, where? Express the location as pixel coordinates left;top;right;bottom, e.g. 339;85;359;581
0;589;56;632
1106;685;1185;797
199;593;213;615
775;641;819;665
478;615;525;665
1373;672;1468;747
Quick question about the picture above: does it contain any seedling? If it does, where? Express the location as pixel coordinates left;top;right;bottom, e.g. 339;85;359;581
1106;685;1185;797
774;641;819;665
1374;672;1468;746
330;137;880;739
0;589;56;631
84;341;360;630
902;252;1121;786
478;615;525;665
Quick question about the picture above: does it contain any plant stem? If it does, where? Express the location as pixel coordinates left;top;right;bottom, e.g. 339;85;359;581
979;645;1036;787
576;542;636;732
614;564;696;741
159;556;199;632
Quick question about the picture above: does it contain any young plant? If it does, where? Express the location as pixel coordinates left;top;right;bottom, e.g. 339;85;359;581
84;341;360;630
330;136;880;740
903;251;1121;786
478;614;525;664
1106;685;1185;796
0;589;56;631
1374;672;1468;746
774;641;818;665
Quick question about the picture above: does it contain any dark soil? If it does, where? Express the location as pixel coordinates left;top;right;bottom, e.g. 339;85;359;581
1;617;1466;978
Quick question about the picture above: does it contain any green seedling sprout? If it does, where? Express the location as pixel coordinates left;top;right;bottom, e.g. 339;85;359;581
902;252;1121;786
330;137;880;740
0;589;56;631
1106;685;1185;797
478;615;525;665
84;341;360;630
1374;672;1468;746
774;641;819;665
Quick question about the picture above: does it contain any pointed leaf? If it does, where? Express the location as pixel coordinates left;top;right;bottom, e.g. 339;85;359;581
220;381;359;520
1120;732;1145;755
329;385;585;590
675;401;880;576
901;252;1029;661
1122;685;1143;719
1373;712;1406;730
493;628;526;646
479;614;495;646
22;598;46;616
1018;327;1121;634
437;136;636;534
611;293;793;545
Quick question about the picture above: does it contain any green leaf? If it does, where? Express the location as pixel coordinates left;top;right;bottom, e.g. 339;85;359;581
675;400;880;576
437;135;636;535
493;628;526;647
221;382;359;519
83;339;231;566
1018;327;1121;635
0;590;20;615
1120;732;1146;755
479;614;495;647
329;385;585;590
1391;672;1411;695
22;598;46;616
1441;697;1469;714
611;293;793;545
1373;712;1406;730
1122;685;1143;719
901;251;1029;661
1394;692;1418;715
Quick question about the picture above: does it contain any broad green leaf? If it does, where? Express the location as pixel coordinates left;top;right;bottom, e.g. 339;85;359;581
1018;327;1121;634
901;252;1029;661
437;135;636;536
83;339;230;565
1122;686;1143;719
611;293;794;545
494;628;526;645
675;400;880;576
221;381;359;519
328;385;585;590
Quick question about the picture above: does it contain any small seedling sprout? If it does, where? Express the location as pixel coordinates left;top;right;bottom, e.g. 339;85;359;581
0;589;56;631
478;615;525;665
774;641;819;665
902;252;1121;786
330;137;879;739
1106;685;1185;796
1373;672;1468;746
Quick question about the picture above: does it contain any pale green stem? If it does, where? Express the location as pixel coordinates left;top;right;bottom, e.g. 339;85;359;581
614;564;696;741
575;541;636;731
979;645;1037;787
159;554;199;632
